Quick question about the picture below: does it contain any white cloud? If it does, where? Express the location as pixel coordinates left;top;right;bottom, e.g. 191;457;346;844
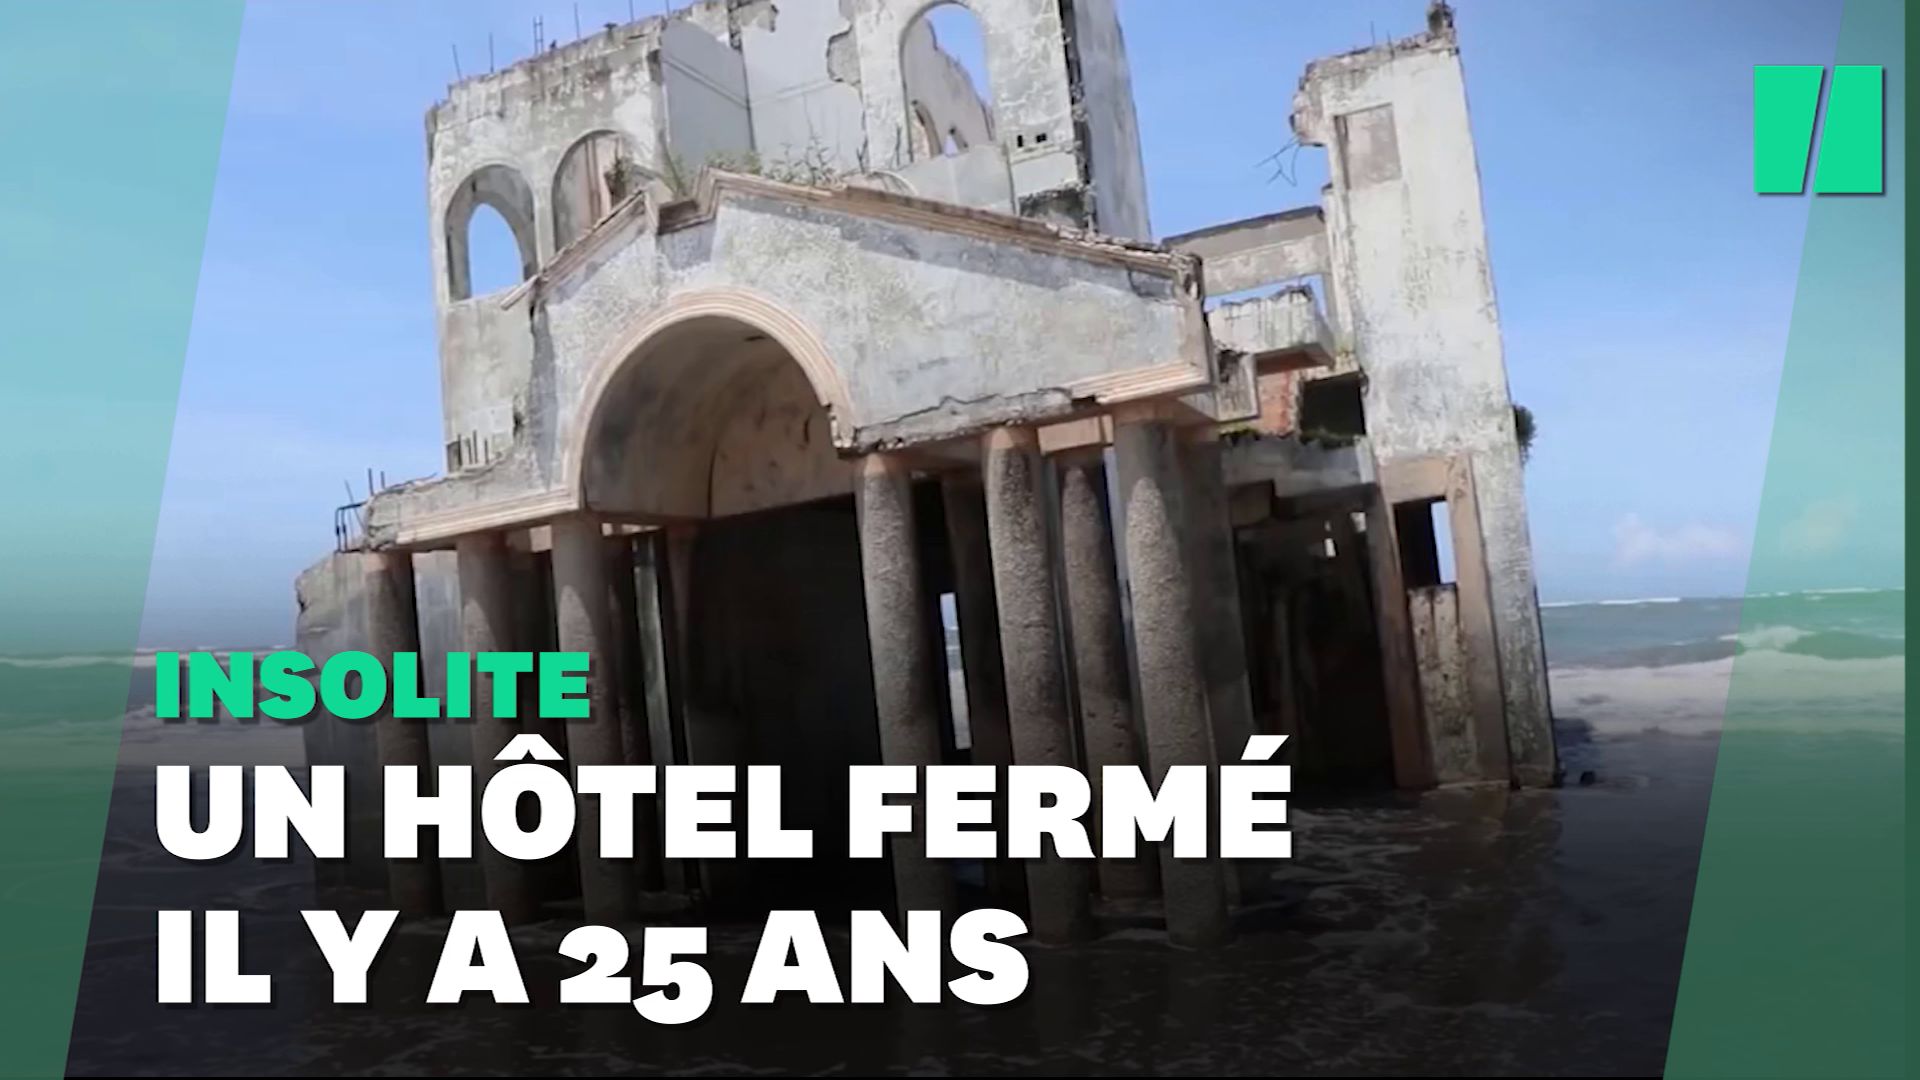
1779;496;1858;556
1611;513;1744;567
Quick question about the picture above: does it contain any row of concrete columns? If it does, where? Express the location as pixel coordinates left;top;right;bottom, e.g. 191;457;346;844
857;415;1237;948
363;413;1245;946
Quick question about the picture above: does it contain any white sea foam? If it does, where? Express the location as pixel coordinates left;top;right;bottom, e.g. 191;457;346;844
1725;624;1809;650
1552;652;1905;739
0;653;144;669
1594;596;1683;606
0;647;289;671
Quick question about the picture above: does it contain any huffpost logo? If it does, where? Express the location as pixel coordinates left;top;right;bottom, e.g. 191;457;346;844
1754;65;1884;194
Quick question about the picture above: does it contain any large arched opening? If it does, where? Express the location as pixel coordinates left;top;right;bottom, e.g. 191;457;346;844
576;310;961;915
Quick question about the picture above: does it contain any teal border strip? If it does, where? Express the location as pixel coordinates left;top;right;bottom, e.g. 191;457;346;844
0;5;243;1076
1666;1;1907;1076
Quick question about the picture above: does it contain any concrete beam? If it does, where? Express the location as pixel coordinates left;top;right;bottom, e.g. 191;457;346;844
1165;207;1329;296
1208;288;1336;372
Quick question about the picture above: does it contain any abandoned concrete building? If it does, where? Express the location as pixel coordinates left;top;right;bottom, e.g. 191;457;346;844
297;0;1556;947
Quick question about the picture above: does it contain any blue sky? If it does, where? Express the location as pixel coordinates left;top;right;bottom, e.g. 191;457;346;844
139;0;1849;647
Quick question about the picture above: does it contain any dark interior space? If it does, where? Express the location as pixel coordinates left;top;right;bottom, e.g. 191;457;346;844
1236;500;1397;789
680;494;893;916
1394;497;1448;588
1298;372;1366;438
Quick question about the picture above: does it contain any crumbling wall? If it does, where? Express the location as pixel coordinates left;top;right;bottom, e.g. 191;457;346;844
736;0;867;169
426;25;668;289
659;20;754;174
1062;0;1151;240
900;12;994;159
439;285;535;474
419;0;1164;492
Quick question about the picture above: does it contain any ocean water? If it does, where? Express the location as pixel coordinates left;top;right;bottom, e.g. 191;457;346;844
24;588;1905;1074
1545;587;1904;740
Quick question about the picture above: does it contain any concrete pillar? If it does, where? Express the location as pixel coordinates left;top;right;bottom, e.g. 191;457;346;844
982;427;1094;944
1058;458;1157;900
456;531;539;924
853;453;956;917
550;514;637;923
366;550;440;916
939;473;1024;911
1178;434;1258;763
630;532;688;894
1179;432;1257;906
1111;413;1229;947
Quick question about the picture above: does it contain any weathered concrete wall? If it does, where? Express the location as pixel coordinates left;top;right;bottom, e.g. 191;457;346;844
1223;435;1373;500
1294;27;1555;786
736;0;868;170
660;20;754;174
549;181;1202;476
1408;584;1476;783
1166;207;1328;297
1207;287;1333;370
427;24;668;300
894;143;1016;213
418;0;1164;511
369;175;1210;543
851;0;1076;194
439;286;535;473
1065;0;1151;240
427;0;1155;307
707;356;854;517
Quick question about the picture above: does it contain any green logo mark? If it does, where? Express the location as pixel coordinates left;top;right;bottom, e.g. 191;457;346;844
1754;65;1883;194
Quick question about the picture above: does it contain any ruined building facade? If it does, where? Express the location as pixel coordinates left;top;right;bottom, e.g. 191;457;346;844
298;1;1555;946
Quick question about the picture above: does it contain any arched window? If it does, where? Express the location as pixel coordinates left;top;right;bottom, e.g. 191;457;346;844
552;130;643;250
443;164;537;301
901;3;993;161
463;206;523;297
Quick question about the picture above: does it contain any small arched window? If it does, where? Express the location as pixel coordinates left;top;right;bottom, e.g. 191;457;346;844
552;130;643;250
444;164;537;301
902;3;993;162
